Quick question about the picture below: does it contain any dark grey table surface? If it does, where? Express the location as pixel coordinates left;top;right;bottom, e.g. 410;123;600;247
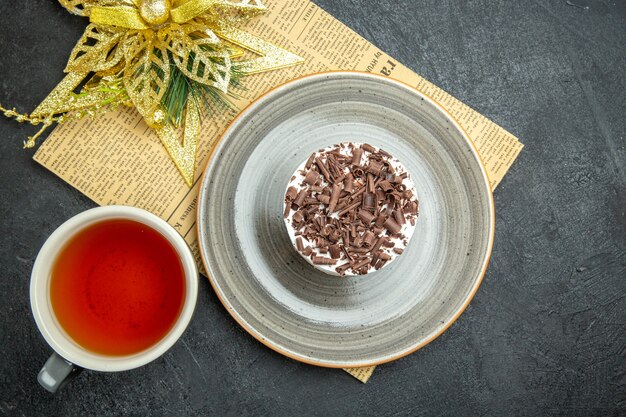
1;0;624;416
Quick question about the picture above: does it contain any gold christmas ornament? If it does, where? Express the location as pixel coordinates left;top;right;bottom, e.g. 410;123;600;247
3;0;304;186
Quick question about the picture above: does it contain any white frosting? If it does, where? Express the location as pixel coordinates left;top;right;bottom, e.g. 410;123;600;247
284;143;417;276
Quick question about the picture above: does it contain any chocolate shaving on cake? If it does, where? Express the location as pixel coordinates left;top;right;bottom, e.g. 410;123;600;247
351;147;363;165
293;211;304;223
374;213;387;228
328;183;341;213
394;208;406;225
286;186;298;201
344;173;354;193
312;256;337;265
305;153;316;169
293;189;306;207
361;143;377;153
383;217;402;234
362;192;376;210
284;143;420;276
304;170;320;185
336;262;352;275
379;252;392;261
351;258;371;271
358;209;375;224
315;157;331;182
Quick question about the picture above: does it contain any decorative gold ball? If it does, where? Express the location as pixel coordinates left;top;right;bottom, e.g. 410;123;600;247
139;0;171;26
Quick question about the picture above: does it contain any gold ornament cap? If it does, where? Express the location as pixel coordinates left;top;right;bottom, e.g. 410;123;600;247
139;0;171;26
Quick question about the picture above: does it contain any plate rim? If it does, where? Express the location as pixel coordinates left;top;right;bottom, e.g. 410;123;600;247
196;70;495;368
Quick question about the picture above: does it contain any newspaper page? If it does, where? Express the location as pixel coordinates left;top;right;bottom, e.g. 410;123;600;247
34;0;524;383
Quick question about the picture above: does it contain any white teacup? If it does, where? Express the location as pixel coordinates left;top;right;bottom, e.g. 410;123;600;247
30;206;198;393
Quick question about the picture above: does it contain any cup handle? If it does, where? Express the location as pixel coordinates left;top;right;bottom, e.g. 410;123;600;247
37;352;82;393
